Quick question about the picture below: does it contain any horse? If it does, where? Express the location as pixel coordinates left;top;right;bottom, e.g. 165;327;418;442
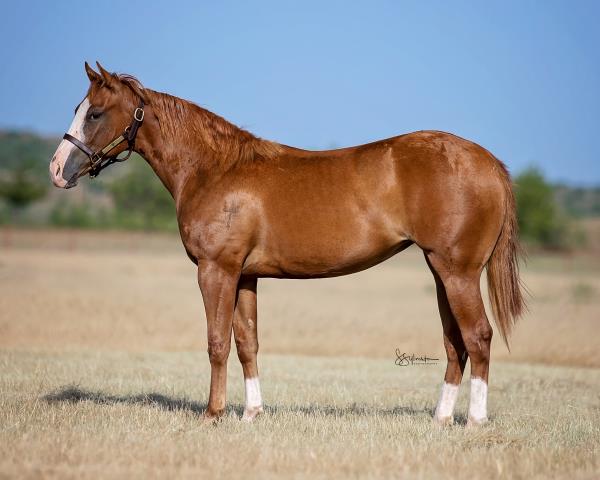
49;62;525;426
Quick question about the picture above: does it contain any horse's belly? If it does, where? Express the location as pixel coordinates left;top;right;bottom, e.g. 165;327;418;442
242;220;411;278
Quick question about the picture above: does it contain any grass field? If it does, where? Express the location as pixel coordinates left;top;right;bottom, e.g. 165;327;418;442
1;228;599;479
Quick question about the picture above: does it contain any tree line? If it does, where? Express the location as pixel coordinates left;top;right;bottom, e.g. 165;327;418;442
0;130;597;249
0;131;176;231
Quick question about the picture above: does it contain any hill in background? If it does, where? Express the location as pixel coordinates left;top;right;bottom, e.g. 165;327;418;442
0;130;176;230
0;129;598;247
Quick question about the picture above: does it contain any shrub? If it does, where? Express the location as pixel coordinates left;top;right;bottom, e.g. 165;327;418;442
515;167;580;250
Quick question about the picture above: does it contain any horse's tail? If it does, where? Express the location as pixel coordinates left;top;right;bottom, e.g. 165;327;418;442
486;162;526;349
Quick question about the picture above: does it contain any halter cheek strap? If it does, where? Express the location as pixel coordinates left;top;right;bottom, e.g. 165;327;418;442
62;101;145;178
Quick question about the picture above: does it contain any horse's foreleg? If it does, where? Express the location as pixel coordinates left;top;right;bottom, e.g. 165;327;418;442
197;260;240;421
232;277;263;421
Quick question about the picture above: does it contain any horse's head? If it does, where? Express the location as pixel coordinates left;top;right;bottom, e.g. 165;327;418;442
50;62;147;188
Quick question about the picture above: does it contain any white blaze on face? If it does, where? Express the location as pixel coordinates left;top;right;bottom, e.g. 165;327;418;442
434;382;459;421
50;97;90;187
469;377;488;423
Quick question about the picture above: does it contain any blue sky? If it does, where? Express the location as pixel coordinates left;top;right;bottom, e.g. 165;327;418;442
1;1;598;185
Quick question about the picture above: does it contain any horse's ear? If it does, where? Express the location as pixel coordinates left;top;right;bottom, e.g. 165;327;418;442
96;61;115;89
84;61;101;83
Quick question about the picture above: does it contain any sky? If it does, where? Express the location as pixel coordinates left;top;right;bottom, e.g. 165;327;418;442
1;1;599;185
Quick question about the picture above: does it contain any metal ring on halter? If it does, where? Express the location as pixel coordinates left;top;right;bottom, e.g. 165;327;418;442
134;108;144;122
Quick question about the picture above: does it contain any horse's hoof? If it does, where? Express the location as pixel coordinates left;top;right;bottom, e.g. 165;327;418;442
202;410;224;424
466;416;488;428
432;415;454;427
242;405;264;422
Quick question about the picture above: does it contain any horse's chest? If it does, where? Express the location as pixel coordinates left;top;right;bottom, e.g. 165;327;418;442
177;201;256;262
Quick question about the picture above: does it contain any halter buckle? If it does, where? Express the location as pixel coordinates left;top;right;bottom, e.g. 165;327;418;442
134;107;145;122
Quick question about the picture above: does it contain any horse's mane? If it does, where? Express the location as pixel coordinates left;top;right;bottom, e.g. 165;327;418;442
115;73;282;167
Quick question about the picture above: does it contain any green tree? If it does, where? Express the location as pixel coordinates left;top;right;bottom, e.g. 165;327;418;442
49;202;96;228
0;160;48;223
515;167;572;249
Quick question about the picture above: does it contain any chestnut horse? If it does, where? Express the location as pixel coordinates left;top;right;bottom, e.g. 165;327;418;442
50;63;525;426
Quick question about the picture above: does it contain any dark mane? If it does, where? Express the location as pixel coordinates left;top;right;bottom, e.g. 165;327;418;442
115;73;282;167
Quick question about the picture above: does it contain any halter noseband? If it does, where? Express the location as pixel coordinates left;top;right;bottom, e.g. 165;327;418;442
63;101;145;178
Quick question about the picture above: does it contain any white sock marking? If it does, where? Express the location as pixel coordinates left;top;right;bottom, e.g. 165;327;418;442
245;377;262;409
434;382;459;420
469;377;488;422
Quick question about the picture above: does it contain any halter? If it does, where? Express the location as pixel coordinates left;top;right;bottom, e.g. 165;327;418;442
62;101;145;178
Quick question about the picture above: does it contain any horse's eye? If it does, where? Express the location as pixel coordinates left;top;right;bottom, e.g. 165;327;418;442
88;111;103;121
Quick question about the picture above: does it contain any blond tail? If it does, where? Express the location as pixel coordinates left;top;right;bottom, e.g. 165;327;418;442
486;163;526;349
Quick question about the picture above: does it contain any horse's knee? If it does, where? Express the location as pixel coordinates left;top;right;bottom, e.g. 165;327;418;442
207;339;230;365
235;340;258;364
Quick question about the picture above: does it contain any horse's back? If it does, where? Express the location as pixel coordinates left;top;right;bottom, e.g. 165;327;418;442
236;131;505;277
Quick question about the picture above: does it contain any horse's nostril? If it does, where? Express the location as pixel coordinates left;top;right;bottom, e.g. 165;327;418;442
55;164;61;176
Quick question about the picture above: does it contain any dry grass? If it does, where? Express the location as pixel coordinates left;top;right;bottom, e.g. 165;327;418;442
1;228;599;366
1;228;600;479
1;351;599;479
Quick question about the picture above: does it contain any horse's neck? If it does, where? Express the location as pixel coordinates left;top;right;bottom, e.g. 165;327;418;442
134;105;219;205
135;133;194;206
134;94;282;206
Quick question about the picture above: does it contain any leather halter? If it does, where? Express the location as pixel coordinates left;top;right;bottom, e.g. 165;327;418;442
62;101;145;178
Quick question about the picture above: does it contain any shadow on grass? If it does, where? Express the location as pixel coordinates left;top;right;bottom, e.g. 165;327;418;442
42;385;438;420
42;385;209;414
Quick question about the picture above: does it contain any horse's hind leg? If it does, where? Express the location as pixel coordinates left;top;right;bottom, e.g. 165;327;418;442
425;254;467;425
426;251;493;426
232;277;263;421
